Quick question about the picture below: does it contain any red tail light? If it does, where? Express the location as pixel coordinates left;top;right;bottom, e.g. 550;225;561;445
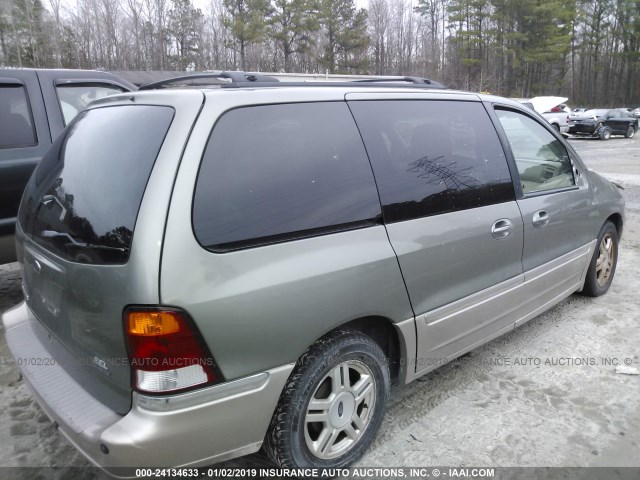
123;307;222;393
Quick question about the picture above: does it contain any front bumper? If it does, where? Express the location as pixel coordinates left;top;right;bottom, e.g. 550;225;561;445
2;302;293;475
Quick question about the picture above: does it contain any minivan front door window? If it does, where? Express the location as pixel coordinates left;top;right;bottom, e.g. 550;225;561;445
495;108;576;194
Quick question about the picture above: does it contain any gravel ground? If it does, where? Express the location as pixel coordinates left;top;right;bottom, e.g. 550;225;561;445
0;136;639;477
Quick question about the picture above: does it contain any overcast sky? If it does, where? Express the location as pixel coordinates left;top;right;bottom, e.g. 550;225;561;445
190;0;371;12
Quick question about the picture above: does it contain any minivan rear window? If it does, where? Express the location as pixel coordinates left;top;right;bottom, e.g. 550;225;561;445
18;105;174;264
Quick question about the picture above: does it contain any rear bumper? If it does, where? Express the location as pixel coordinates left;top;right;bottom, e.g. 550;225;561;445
2;302;293;475
568;124;597;135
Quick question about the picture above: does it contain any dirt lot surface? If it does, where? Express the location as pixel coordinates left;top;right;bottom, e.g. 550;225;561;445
0;136;639;477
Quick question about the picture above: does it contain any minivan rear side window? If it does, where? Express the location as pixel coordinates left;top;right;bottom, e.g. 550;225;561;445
18;105;174;264
193;102;381;251
0;84;37;148
349;100;515;223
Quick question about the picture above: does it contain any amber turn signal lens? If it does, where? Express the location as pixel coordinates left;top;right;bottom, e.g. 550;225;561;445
127;311;181;336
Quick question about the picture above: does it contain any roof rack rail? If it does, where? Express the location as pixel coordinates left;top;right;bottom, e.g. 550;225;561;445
137;71;447;91
139;71;280;90
352;76;446;88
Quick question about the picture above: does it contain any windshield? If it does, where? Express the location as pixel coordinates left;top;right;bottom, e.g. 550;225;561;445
18;105;174;264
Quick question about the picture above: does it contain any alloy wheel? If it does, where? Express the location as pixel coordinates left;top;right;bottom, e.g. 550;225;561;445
596;233;616;287
304;360;376;459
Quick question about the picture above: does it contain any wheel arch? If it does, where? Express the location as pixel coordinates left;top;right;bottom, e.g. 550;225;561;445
606;212;623;238
338;316;404;385
298;315;411;386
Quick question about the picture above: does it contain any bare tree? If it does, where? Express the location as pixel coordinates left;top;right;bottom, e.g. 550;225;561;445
1;0;637;106
368;0;389;74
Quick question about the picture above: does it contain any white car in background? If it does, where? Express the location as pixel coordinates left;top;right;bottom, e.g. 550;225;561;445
514;96;570;134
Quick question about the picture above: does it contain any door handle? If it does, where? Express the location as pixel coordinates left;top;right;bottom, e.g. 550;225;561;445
532;210;550;227
491;219;513;239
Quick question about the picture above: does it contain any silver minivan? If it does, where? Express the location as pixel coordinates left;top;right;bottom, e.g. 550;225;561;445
2;84;624;473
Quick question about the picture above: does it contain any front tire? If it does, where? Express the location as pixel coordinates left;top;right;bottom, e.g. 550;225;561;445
599;126;612;140
582;221;618;297
265;329;390;468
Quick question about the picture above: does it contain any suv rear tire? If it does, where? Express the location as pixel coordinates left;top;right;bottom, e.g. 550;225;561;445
625;126;635;138
265;329;390;468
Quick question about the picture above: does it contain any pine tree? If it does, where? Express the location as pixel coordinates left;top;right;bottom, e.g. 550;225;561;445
269;0;319;72
317;0;369;73
168;0;203;70
223;0;271;70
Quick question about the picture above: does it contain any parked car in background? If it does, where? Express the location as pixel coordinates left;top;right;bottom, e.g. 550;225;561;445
633;107;640;118
616;108;635;117
550;103;570;113
570;108;588;119
3;77;624;473
514;96;570;134
0;68;136;264
568;108;638;140
542;110;570;134
568;109;587;126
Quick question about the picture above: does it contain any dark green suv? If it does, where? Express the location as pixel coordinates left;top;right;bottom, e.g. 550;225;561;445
0;68;135;264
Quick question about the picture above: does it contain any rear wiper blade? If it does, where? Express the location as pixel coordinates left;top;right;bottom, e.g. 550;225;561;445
40;230;129;253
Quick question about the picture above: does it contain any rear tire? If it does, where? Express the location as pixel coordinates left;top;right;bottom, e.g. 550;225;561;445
265;329;390;468
581;221;618;297
625;126;635;138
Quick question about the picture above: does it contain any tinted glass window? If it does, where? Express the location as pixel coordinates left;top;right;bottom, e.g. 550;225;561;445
496;109;575;194
193;102;381;250
349;100;515;223
56;84;126;124
19;105;174;264
0;85;37;148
